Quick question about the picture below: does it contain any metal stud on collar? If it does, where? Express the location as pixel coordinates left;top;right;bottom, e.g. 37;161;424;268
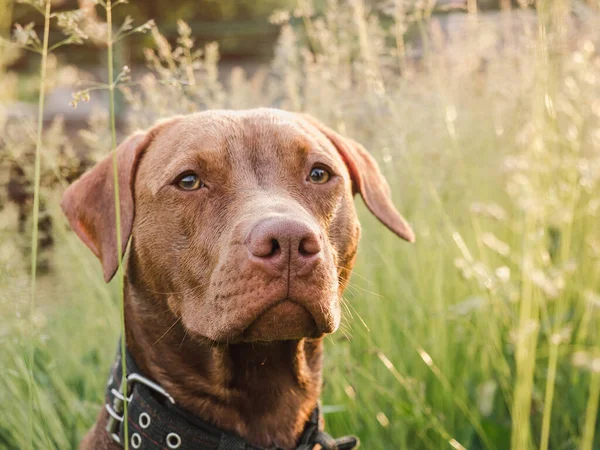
139;412;151;429
105;372;175;444
131;433;142;449
166;432;182;449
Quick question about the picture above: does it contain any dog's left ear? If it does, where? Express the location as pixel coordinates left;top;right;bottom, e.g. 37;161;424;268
300;114;415;242
61;131;151;282
61;118;177;282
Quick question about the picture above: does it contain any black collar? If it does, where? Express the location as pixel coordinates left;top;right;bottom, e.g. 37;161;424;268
104;344;359;450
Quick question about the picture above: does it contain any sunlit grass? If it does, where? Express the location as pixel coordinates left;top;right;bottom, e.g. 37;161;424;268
27;2;51;449
105;1;130;447
1;1;599;449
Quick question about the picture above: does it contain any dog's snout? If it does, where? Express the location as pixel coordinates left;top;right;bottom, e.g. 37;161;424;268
247;218;322;275
299;234;320;256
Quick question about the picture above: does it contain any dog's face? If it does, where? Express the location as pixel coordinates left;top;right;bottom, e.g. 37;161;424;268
131;111;359;342
62;109;414;343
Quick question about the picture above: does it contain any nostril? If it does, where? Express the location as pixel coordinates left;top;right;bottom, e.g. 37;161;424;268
269;239;280;257
249;237;281;259
299;236;321;256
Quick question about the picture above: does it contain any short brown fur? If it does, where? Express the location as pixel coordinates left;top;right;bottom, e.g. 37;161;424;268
62;109;413;450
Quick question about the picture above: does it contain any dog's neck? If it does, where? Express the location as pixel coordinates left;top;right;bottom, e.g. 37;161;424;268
122;274;324;450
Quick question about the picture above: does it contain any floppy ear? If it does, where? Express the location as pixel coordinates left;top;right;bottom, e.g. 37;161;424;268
300;114;415;242
61;131;153;282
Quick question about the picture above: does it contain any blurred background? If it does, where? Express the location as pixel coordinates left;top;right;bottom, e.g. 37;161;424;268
1;0;600;449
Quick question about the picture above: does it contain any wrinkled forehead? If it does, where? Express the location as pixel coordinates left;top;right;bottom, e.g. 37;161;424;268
136;110;344;190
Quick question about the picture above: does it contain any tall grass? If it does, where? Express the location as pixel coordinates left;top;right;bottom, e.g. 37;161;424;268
27;3;51;449
105;0;130;446
0;1;89;448
1;1;600;449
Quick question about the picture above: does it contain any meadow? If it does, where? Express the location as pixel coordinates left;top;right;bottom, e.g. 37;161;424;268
1;1;600;449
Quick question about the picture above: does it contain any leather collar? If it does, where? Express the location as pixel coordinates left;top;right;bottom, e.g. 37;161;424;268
104;343;359;450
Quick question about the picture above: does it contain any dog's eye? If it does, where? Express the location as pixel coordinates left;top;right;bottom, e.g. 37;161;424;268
308;166;331;184
176;172;204;190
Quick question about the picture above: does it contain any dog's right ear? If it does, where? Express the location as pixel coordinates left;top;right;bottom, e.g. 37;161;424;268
298;114;415;243
61;120;173;282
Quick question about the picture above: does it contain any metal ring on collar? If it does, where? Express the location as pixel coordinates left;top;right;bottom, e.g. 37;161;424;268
166;432;182;449
131;432;142;449
139;412;151;429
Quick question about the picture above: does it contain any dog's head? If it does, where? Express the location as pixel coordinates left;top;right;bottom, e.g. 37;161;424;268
62;109;413;342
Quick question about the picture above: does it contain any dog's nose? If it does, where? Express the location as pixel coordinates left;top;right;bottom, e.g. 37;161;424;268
246;217;322;276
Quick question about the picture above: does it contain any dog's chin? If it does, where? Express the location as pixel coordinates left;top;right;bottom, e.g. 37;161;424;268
184;296;341;344
241;300;322;342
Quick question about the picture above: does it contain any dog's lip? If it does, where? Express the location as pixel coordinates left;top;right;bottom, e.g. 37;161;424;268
240;298;322;340
249;297;305;324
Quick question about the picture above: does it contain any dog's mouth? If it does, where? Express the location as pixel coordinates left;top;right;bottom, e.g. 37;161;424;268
241;299;321;342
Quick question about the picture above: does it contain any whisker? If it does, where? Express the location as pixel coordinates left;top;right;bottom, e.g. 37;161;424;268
143;283;206;296
179;328;189;348
334;264;376;284
340;296;354;320
153;316;183;346
342;281;385;299
346;300;370;332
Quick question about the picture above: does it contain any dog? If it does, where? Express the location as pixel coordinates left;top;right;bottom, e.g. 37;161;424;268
61;109;414;450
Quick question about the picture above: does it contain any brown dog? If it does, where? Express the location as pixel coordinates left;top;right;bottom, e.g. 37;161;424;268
62;109;414;450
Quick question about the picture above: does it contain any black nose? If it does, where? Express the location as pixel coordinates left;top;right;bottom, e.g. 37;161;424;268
246;217;322;276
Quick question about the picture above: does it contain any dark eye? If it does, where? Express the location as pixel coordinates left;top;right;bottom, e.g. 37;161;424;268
175;172;203;190
308;166;331;184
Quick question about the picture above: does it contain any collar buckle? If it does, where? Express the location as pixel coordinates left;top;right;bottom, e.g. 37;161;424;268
105;369;176;444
